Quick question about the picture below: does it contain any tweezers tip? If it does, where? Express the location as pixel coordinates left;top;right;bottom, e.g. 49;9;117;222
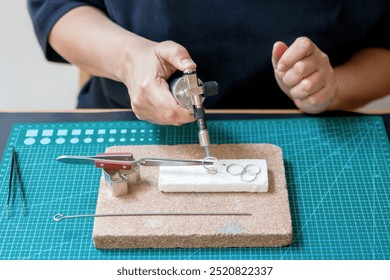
5;206;9;220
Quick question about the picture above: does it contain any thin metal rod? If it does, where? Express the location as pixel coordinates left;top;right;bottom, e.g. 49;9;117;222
53;212;252;222
138;158;213;166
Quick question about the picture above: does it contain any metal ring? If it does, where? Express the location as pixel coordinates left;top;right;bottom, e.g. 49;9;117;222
226;163;244;176
240;170;259;182
243;164;261;175
202;156;219;174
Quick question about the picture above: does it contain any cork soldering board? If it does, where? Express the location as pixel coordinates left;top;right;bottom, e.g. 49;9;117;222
93;144;292;248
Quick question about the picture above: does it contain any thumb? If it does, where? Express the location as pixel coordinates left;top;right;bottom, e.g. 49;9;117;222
272;41;288;69
155;41;197;73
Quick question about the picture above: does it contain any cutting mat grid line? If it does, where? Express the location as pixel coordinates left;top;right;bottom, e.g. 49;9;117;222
0;116;389;260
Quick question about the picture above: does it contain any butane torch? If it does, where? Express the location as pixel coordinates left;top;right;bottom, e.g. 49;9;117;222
170;69;218;157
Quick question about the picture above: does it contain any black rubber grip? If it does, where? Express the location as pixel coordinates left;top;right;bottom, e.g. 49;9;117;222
203;81;218;97
194;107;206;120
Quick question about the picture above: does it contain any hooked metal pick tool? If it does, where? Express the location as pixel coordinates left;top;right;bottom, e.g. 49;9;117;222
53;212;252;222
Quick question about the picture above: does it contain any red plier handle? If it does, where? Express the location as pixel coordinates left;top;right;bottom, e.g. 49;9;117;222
94;153;134;170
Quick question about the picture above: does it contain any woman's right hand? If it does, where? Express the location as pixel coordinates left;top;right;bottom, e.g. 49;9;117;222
122;40;197;125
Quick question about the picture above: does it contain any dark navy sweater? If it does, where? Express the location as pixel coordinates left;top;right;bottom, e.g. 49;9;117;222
28;0;390;109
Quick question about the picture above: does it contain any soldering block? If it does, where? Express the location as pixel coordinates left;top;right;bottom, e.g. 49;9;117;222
158;159;268;192
93;144;292;249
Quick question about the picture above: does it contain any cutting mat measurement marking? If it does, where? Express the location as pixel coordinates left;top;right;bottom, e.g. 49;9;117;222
21;127;162;146
0;117;389;260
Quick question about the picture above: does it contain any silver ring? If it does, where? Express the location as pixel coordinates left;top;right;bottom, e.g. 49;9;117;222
226;163;244;176
240;170;259;182
243;164;261;175
202;156;219;174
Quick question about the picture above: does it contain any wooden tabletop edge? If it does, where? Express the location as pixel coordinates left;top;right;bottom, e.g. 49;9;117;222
0;108;389;114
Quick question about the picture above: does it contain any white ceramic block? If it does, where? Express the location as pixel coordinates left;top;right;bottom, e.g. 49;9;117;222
158;159;268;192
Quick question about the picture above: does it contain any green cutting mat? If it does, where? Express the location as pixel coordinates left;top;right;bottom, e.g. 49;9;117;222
0;116;389;260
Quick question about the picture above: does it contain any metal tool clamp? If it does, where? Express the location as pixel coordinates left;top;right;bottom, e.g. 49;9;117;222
170;69;218;156
103;166;140;197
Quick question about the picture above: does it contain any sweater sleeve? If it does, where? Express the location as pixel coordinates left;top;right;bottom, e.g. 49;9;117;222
27;0;106;63
360;4;390;50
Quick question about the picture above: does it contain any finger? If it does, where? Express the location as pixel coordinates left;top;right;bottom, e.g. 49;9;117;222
130;77;194;125
293;87;333;114
277;37;316;72
289;71;325;100
282;56;319;87
133;95;194;126
155;40;197;74
271;41;288;69
149;78;195;125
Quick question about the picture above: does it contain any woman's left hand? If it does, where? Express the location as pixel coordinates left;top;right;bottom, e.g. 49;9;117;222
272;37;339;114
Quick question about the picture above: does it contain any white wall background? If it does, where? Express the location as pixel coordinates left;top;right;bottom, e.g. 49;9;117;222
0;1;389;111
0;1;79;110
